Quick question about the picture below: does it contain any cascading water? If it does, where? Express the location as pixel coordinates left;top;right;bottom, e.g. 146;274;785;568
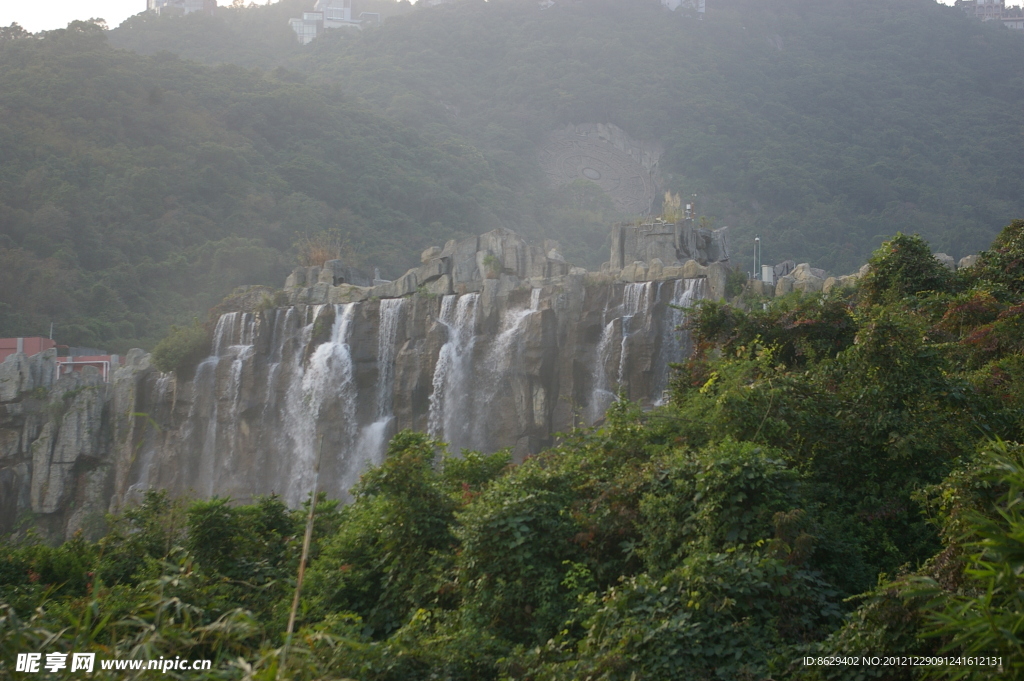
125;374;173;502
618;282;653;386
473;304;534;450
428;293;479;451
653;277;707;404
182;312;247;497
119;272;710;511
589;317;618;425
351;298;406;482
219;314;255;494
375;298;405;420
284;303;358;505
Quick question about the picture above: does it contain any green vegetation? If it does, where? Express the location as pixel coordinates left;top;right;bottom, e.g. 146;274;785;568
112;0;1024;275
3;0;1024;351
5;224;1024;677
151;320;211;377
0;19;511;350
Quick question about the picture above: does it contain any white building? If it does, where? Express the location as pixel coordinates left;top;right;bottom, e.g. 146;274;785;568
147;0;216;16
955;0;1024;29
288;0;368;44
661;0;705;14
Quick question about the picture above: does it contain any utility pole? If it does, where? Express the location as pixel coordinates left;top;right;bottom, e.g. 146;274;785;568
754;236;761;280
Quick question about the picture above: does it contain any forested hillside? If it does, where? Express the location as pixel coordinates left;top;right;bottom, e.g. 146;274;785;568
3;0;1024;352
113;0;1024;269
0;19;514;350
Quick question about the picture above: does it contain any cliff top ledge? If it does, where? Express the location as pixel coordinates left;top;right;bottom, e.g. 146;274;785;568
284;222;734;307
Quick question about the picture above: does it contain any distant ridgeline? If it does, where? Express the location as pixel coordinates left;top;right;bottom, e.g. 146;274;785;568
0;220;732;540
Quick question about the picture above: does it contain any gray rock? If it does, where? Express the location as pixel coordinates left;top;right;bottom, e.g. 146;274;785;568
681;259;707;279
0;353;30;402
707;262;730;301
31;378;106;515
958;254;980;269
421;246;442;263
424;274;453;297
329;284;371;304
307;282;331;305
416;258;449;285
776;275;795;296
934;253;956;270
284;267;307;290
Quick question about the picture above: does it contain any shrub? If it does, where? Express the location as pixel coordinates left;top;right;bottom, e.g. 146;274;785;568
151;320;211;377
860;233;955;305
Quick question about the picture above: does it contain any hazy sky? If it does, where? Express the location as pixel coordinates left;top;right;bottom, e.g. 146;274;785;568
0;0;960;34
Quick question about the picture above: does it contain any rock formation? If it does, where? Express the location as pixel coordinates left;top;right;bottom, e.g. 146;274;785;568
1;225;730;541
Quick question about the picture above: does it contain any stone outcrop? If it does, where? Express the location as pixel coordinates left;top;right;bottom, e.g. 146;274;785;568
934;253;956;270
610;220;729;270
823;264;870;294
958;254;980;269
775;262;828;296
286;226;731;306
3;225;728;538
0;352;115;541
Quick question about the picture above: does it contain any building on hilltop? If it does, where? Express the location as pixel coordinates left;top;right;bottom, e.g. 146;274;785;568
288;0;379;44
954;0;1024;30
662;0;705;15
147;0;217;16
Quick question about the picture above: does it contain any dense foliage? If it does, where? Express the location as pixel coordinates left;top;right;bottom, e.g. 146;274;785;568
112;0;1024;273
4;0;1024;352
0;19;513;350
5;225;1024;678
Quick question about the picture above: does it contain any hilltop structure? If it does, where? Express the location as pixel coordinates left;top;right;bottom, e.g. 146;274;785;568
955;0;1024;30
146;0;216;16
661;0;705;14
288;0;380;44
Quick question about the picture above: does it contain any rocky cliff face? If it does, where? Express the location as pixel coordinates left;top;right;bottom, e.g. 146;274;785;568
0;351;115;539
1;227;727;540
112;272;709;512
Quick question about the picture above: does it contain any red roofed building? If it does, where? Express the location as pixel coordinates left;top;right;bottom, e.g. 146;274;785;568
0;337;122;382
0;337;56;363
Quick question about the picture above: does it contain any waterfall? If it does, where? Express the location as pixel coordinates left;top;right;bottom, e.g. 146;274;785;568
618;282;653;386
125;374;173;502
589;318;618;425
118;271;711;510
428;293;479;451
261;307;295;417
284;303;358;506
178;311;252;497
375;298;405;420
351;298;406;478
653;278;707;404
473;305;534;450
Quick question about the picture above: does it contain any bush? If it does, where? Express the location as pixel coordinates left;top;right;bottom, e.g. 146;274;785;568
151;320;211;377
860;233;955;305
